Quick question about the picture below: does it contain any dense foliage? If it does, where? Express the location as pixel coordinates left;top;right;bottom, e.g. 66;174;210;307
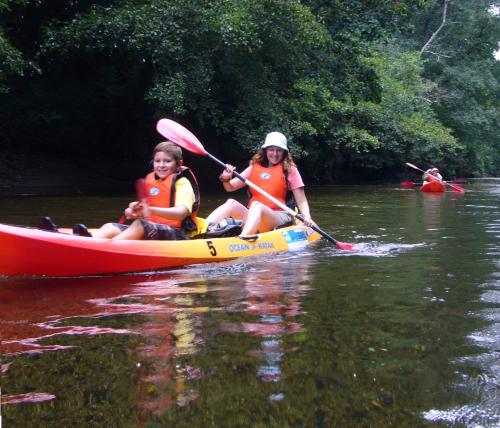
0;0;34;93
0;0;498;180
407;0;500;176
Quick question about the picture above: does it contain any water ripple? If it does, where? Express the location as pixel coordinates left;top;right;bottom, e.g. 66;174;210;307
424;404;500;427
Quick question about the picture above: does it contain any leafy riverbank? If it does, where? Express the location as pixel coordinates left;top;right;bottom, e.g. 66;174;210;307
1;1;498;179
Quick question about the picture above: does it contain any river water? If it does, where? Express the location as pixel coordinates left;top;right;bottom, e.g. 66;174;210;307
1;182;499;427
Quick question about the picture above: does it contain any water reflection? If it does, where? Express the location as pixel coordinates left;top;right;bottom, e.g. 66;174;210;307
421;192;465;233
1;256;315;418
421;192;445;231
0;272;212;412
130;278;209;415
2;183;500;426
424;275;500;426
1;276;143;356
423;182;500;427
217;254;314;397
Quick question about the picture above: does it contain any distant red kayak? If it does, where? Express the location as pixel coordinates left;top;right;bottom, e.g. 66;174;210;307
420;181;446;193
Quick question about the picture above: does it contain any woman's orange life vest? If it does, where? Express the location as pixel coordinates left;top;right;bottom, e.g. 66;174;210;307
247;163;288;211
144;167;200;230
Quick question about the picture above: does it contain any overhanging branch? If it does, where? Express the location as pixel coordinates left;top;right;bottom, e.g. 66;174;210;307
420;0;449;56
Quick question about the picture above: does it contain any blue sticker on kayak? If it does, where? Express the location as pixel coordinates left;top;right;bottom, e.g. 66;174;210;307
282;229;307;243
283;229;309;250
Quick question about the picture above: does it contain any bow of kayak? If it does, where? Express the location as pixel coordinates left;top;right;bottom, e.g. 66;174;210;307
0;222;320;278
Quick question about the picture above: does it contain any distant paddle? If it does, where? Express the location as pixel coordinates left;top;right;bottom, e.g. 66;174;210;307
405;162;465;193
157;118;354;251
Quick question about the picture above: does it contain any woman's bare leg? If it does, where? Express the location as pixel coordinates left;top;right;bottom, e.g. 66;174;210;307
206;199;248;224
240;201;283;236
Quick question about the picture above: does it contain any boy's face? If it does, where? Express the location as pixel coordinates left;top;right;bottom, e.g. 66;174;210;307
153;151;177;179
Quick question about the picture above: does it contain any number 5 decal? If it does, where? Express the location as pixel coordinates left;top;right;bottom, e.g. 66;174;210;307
206;240;217;256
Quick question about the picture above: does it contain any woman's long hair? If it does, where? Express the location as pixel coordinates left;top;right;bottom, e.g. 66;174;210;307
250;148;296;172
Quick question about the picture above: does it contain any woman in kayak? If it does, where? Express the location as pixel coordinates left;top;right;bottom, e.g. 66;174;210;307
206;131;314;238
422;167;443;184
77;141;200;240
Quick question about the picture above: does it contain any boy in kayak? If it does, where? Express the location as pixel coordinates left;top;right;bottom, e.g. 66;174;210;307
76;141;200;240
422;167;443;184
205;131;314;239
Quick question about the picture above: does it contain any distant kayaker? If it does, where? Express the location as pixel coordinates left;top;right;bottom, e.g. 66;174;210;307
76;141;200;240
422;167;443;184
205;131;314;239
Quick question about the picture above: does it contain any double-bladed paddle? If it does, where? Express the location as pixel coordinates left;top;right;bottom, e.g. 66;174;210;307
157;118;353;251
405;162;465;193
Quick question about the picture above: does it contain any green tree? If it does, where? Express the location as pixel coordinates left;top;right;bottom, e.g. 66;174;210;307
41;0;333;153
357;46;461;169
0;0;35;93
2;0;496;181
406;0;500;175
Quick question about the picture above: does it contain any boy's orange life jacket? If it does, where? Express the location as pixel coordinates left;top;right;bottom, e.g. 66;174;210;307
247;163;288;211
144;167;200;231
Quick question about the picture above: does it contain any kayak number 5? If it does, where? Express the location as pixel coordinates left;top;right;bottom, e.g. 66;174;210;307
206;241;217;256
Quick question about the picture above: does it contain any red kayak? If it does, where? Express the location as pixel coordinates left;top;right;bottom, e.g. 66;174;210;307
0;222;320;278
420;181;446;193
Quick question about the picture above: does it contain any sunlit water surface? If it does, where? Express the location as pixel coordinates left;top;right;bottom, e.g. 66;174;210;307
1;182;499;427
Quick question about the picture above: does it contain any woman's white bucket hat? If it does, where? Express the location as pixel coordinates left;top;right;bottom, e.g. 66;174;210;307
262;132;288;151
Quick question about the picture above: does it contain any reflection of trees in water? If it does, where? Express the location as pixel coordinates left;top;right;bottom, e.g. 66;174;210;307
1;257;315;419
422;192;465;231
219;257;314;388
132;258;316;418
422;193;444;230
0;274;209;416
0;275;143;356
134;283;208;418
423;187;500;427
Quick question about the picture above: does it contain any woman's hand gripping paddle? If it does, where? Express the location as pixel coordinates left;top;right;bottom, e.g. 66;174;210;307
118;178;147;224
405;162;465;193
157;118;354;251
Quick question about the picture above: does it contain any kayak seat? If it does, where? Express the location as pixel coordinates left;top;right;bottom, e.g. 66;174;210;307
207;218;243;237
192;218;243;239
37;216;59;232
